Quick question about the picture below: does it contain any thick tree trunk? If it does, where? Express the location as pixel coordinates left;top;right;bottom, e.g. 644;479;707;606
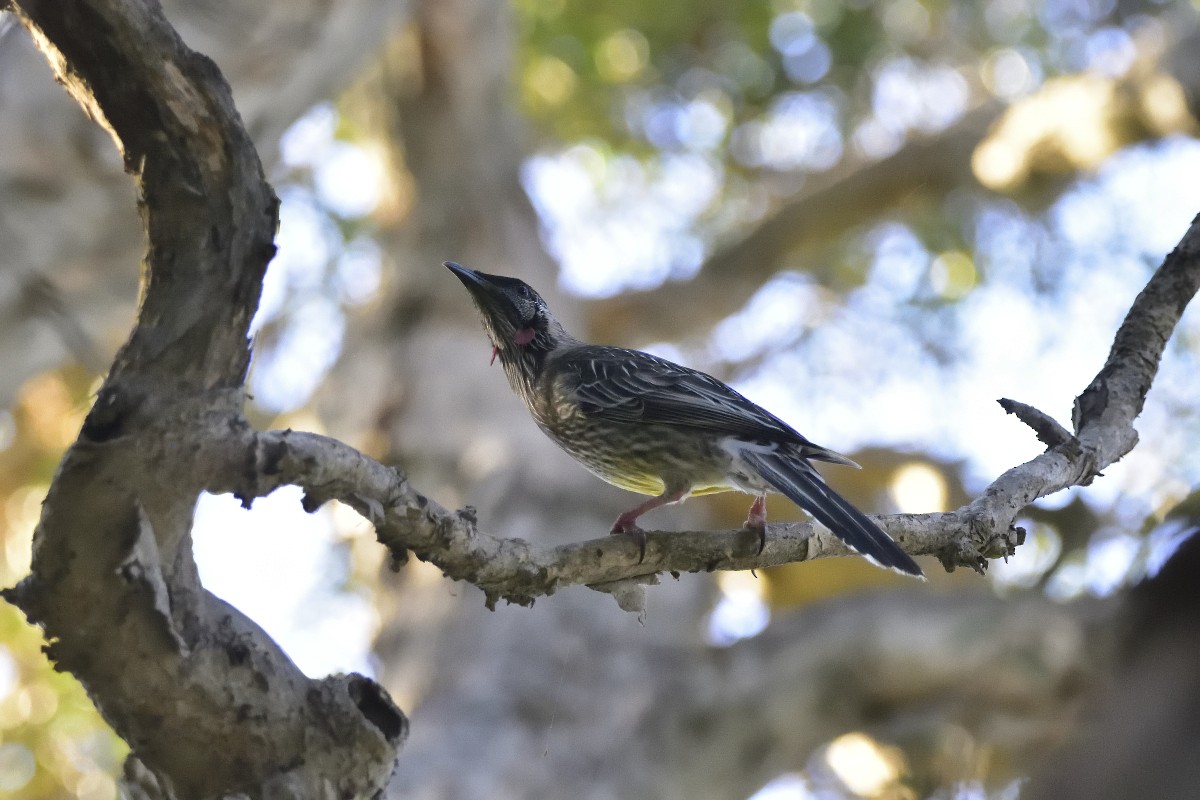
3;2;405;795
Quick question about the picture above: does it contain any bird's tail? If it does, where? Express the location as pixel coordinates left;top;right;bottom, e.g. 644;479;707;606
740;449;923;577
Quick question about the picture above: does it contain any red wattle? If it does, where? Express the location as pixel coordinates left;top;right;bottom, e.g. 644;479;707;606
513;327;536;346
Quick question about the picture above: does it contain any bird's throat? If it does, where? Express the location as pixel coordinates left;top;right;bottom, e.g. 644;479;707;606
490;328;536;366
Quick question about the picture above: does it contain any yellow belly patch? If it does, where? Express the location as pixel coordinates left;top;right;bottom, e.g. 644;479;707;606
604;473;735;498
689;484;735;497
605;473;666;496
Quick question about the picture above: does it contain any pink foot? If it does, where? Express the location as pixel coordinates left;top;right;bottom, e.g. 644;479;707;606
744;495;768;555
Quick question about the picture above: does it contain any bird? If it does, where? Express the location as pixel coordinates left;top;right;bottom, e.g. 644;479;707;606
445;261;923;577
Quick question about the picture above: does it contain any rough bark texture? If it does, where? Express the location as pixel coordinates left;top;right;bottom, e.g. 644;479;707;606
3;1;404;797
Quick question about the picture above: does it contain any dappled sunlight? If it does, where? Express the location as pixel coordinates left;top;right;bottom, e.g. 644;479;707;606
974;76;1123;190
248;106;386;413
2;485;42;581
15;372;87;453
973;69;1195;192
736;91;843;170
981;48;1041;99
0;608;126;798
890;463;948;514
709;273;831;363
524;55;577;109
825;732;908;798
524;145;717;295
747;772;815;800
706;570;770;646
1139;74;1192;134
703;138;1200;499
595;28;649;83
928;251;978;300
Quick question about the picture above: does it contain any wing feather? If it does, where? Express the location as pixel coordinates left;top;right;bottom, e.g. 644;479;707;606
556;345;855;465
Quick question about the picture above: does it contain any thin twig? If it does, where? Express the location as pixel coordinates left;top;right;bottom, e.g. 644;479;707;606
998;398;1076;449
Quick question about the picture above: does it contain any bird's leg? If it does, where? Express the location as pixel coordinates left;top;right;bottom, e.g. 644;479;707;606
744;493;768;554
611;486;689;563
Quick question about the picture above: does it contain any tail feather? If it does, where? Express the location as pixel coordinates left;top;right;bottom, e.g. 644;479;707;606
741;450;923;577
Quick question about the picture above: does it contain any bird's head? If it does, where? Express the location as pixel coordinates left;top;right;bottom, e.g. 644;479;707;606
445;262;567;376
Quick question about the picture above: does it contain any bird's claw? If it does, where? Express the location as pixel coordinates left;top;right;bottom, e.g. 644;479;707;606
744;521;766;556
744;495;767;555
610;522;647;564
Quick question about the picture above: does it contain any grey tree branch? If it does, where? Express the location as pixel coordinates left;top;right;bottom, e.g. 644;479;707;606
998;398;1076;449
227;210;1199;610
213;208;1190;614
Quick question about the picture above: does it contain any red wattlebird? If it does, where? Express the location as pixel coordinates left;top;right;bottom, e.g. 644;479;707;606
447;262;922;576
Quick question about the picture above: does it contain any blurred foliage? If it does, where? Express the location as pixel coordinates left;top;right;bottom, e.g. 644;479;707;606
506;2;1200;644
0;367;125;799
514;0;1193;159
516;0;929;149
515;0;1197;298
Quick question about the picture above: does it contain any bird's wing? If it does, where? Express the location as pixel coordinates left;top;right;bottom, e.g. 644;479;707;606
559;345;855;464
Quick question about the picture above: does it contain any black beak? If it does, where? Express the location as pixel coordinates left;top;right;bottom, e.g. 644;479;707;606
445;261;485;288
446;261;493;300
445;261;515;320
